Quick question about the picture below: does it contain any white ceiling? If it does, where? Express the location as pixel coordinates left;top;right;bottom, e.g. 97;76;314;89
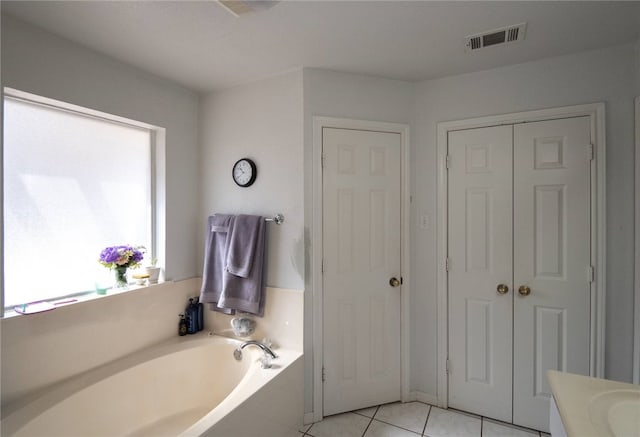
3;1;640;93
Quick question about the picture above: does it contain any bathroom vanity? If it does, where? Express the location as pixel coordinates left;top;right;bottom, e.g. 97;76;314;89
547;370;640;436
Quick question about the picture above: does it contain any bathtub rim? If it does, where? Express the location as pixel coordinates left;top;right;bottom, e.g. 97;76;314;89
1;333;270;436
178;347;303;436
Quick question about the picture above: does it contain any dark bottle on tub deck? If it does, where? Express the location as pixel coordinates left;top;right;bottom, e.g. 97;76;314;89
195;297;204;331
186;298;198;334
178;314;188;336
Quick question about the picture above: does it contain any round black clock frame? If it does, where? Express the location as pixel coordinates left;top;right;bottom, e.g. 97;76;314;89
232;158;257;187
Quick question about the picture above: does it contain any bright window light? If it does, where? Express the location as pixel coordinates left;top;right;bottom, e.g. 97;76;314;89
3;94;153;308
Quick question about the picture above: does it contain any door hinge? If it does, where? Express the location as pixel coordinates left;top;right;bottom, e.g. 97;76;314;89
321;258;325;273
445;257;450;272
321;153;326;168
446;358;451;374
322;366;326;382
587;265;595;283
446;155;451;169
587;144;594;161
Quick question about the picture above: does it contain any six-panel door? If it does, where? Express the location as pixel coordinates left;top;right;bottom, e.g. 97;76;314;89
512;117;591;430
448;125;514;422
447;117;591;432
322;127;402;416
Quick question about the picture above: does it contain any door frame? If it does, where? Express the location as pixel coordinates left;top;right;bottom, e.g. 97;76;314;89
634;96;640;385
311;117;411;422
435;103;607;408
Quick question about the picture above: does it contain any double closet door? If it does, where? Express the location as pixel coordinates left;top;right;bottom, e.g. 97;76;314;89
447;117;592;432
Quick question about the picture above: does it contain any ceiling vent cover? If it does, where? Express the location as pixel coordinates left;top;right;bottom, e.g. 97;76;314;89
217;1;279;17
465;22;527;52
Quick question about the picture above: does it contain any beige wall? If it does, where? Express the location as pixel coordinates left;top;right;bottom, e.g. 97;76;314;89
300;51;638;412
1;15;201;281
1;280;199;407
302;68;415;413
2;11;639;420
411;43;638;397
636;38;640;94
1;15;202;409
198;70;305;291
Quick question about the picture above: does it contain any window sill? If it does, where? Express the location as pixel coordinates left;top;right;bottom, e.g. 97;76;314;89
2;281;169;319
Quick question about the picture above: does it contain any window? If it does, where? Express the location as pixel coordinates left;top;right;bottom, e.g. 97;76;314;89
3;89;158;309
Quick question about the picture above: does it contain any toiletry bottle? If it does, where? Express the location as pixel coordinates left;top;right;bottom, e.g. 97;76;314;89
195;297;204;331
179;314;188;336
186;298;197;334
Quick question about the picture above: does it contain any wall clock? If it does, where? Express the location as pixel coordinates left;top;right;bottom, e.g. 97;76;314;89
232;158;257;187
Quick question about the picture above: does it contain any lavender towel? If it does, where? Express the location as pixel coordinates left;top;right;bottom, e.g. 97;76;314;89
218;215;266;316
199;214;235;315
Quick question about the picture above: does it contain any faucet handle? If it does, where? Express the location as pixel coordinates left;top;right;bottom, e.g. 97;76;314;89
260;352;273;369
233;348;243;361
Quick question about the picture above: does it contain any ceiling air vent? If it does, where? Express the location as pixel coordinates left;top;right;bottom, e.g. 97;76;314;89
217;1;279;17
465;22;527;52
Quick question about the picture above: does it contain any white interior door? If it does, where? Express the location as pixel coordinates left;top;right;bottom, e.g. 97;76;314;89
447;125;514;422
448;117;592;432
512;117;592;430
322;127;402;416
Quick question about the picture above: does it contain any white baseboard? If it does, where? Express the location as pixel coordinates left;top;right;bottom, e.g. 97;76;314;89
305;391;439;425
403;391;417;402
409;391;439;406
303;412;316;425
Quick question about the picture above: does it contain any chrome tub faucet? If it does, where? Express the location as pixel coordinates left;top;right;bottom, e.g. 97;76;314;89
233;340;277;368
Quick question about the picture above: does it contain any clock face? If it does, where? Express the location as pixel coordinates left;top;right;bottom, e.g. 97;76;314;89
232;158;257;187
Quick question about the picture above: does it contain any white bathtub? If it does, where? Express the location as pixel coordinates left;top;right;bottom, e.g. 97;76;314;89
1;333;304;437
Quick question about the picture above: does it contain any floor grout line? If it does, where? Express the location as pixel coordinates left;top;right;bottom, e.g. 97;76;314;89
358;405;378;437
370;417;426;435
360;413;375;437
421;405;431;437
311;402;547;437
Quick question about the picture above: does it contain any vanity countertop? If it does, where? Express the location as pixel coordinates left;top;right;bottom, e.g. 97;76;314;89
547;370;640;437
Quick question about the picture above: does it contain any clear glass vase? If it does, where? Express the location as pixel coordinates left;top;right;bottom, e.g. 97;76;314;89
113;266;129;289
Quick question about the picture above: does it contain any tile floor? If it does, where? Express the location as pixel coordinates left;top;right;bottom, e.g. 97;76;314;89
298;402;552;437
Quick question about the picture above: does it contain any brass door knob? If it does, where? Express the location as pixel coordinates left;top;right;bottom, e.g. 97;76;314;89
496;284;509;294
518;285;531;296
389;277;401;287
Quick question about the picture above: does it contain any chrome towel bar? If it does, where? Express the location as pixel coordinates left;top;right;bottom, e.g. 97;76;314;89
264;214;284;225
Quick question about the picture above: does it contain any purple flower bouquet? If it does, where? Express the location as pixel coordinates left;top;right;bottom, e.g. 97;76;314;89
99;245;145;270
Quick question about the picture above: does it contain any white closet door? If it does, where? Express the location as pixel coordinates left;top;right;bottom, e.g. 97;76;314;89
512;117;592;431
447;125;514;422
322;127;402;416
